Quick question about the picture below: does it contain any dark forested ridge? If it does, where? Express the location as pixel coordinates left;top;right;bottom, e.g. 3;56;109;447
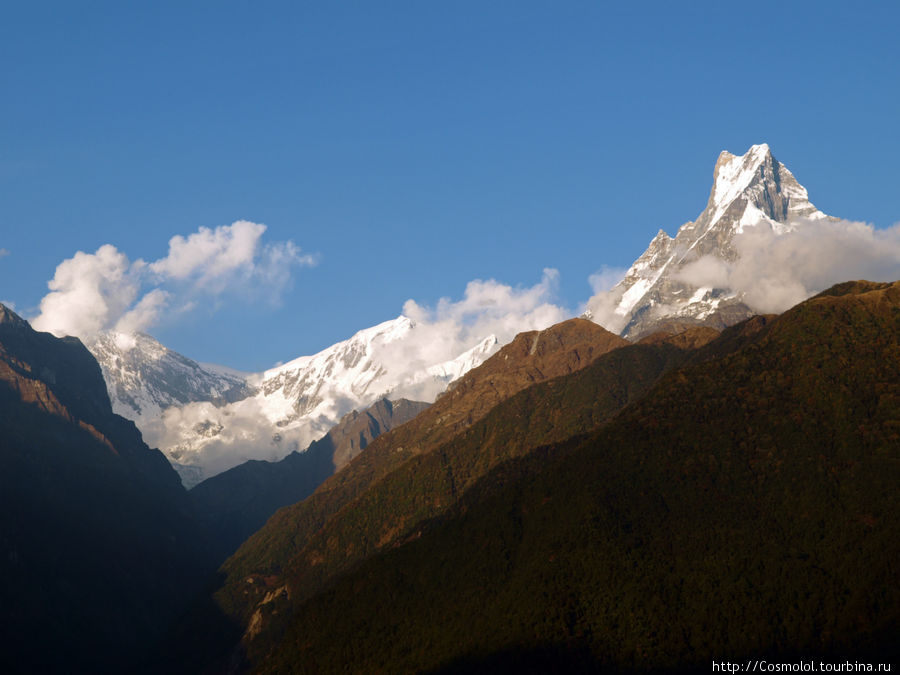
0;304;215;674
221;281;899;673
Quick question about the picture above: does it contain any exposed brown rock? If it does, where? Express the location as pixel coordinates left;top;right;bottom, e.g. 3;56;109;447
331;398;429;470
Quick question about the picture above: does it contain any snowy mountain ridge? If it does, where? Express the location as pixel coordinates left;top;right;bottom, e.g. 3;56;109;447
90;331;253;422
89;315;500;486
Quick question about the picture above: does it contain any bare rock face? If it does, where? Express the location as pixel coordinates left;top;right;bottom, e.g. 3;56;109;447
330;398;430;470
597;143;830;340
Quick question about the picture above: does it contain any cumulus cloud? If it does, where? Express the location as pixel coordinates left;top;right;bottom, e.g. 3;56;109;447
148;220;316;293
114;288;170;335
677;218;900;314
384;268;570;400
32;221;315;342
31;244;141;338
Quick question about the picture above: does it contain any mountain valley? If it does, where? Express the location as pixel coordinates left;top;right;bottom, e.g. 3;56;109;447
3;143;898;674
89;143;846;488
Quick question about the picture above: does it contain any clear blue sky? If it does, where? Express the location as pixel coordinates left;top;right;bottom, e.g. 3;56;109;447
2;1;899;370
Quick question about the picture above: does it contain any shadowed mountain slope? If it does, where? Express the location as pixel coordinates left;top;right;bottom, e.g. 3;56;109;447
251;281;900;673
0;305;213;674
190;398;429;562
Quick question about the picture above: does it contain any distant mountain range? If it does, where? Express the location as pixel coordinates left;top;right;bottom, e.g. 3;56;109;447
85;143;843;486
90;318;498;486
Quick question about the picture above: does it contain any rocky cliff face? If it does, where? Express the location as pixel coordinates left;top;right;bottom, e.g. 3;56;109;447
595;143;829;339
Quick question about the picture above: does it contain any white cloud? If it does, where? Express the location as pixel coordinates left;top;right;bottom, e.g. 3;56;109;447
583;283;629;334
0;248;9;259
114;288;170;335
144;397;326;479
385;268;570;400
149;221;264;282
32;221;315;342
148;220;315;294
32;244;141;339
588;265;628;294
677;218;900;314
584;218;900;332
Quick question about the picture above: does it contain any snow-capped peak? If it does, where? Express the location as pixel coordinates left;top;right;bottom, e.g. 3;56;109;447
591;143;834;340
89;331;252;421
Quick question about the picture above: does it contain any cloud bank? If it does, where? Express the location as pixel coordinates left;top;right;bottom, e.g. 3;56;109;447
32;221;315;341
584;218;900;332
387;267;570;400
402;268;567;346
676;218;900;314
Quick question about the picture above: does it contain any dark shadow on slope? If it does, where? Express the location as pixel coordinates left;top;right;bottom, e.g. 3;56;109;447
142;571;245;675
429;642;604;675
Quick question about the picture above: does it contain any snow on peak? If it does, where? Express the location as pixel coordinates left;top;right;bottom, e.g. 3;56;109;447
263;315;414;379
710;143;773;217
94;311;504;485
590;142;833;340
650;229;672;245
426;334;499;380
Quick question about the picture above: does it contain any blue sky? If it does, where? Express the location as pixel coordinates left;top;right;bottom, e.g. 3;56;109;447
2;1;899;370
